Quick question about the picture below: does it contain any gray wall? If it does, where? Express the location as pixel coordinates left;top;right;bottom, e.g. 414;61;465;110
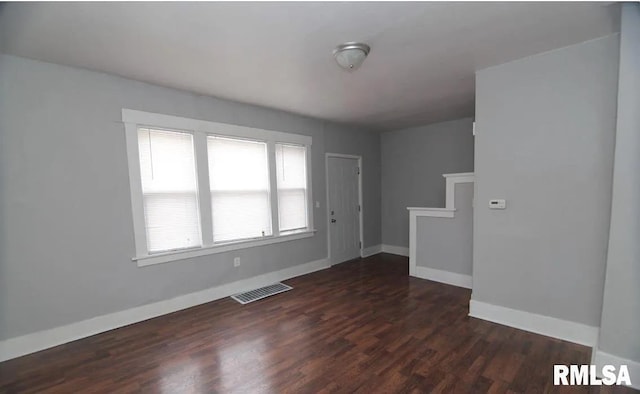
472;35;619;327
0;54;381;340
381;118;474;248
416;183;473;276
598;4;640;363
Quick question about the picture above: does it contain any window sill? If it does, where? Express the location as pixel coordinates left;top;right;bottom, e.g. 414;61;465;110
134;230;316;267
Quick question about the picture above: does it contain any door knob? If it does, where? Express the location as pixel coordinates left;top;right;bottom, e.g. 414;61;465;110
331;219;337;223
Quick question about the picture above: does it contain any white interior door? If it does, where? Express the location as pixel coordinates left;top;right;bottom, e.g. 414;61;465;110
327;156;361;264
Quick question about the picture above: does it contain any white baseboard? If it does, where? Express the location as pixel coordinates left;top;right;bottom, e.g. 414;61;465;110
469;299;599;347
414;266;472;289
592;349;640;390
0;258;330;363
361;244;382;258
381;244;409;257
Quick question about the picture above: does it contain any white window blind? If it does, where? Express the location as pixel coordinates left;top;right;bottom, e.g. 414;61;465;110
137;128;201;253
208;136;272;242
275;143;308;232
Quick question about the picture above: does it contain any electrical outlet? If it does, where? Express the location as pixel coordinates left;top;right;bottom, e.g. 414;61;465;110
233;257;241;267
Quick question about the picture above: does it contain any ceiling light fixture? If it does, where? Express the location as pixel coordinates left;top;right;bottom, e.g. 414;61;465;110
333;42;370;71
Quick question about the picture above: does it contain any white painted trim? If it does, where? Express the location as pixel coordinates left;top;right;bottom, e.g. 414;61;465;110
136;230;316;267
123;121;148;257
0;258;331;363
381;244;409;257
592;349;640;390
406;207;455;211
408;172;474;278
305;142;315;234
361;244;382;258
444;172;475;209
324;153;362;160
193;131;214;246
325;153;364;264
407;209;455;276
414;266;472;289
442;172;475;179
122;109;312;146
407;207;456;218
469;299;599;347
409;210;417;276
267;141;281;238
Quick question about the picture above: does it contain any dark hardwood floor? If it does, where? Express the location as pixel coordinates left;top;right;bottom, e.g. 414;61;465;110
0;254;636;393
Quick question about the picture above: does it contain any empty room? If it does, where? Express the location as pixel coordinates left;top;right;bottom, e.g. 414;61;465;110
0;2;638;393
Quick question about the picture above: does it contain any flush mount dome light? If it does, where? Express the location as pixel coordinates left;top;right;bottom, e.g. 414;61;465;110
333;42;370;71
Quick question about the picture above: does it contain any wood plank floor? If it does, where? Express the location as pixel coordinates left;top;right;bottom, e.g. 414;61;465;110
0;254;636;393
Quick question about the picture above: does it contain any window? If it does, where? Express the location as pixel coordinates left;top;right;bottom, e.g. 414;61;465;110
208;136;272;243
276;143;308;233
123;109;313;266
138;128;201;253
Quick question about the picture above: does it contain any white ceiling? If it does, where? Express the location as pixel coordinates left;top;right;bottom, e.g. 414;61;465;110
0;2;619;131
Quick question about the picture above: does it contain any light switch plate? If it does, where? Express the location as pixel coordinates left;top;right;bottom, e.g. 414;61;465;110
489;199;506;209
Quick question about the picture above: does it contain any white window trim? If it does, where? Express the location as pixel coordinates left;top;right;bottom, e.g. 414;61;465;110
122;109;314;267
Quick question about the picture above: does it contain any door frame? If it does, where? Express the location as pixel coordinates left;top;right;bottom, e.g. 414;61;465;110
325;153;364;264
